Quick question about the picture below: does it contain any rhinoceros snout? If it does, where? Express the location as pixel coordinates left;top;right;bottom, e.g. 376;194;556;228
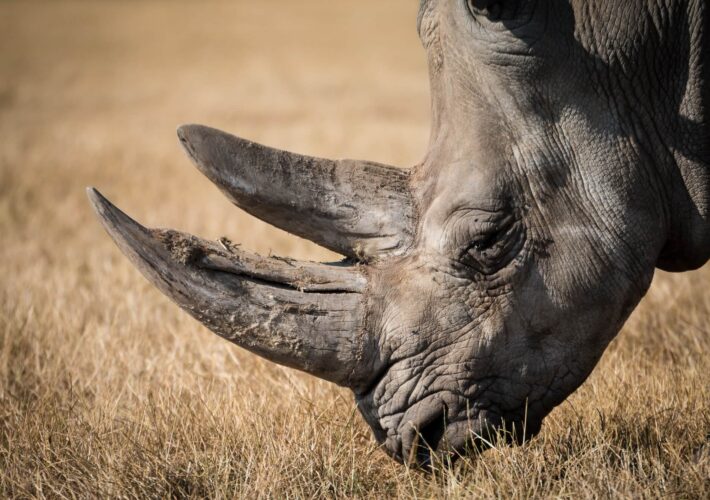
380;400;545;469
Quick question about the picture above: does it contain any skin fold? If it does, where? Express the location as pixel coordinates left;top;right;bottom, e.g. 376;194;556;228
89;0;709;467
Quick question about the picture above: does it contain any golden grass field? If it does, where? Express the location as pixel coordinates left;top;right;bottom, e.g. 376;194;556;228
0;1;708;497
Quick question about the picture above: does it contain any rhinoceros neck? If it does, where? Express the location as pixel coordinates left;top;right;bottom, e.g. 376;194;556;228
658;0;710;271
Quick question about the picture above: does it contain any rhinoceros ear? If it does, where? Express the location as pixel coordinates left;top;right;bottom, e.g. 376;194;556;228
177;124;415;261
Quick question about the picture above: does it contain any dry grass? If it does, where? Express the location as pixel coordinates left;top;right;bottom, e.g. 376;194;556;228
0;1;708;498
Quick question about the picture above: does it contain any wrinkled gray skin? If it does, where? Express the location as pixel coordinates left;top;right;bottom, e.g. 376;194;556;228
88;0;709;467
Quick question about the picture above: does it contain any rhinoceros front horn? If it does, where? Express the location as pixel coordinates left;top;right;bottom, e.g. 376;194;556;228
87;124;414;390
87;188;376;388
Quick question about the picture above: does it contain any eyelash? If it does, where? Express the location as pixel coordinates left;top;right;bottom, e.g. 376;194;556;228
466;233;498;253
466;0;504;21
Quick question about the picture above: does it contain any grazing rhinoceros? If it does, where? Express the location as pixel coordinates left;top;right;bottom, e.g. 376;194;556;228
88;0;709;466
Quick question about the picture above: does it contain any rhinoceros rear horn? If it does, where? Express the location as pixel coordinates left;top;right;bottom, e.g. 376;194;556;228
177;124;415;261
87;188;376;390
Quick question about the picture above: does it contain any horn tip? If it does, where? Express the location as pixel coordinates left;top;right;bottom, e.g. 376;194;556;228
176;123;214;144
177;123;197;140
176;124;211;166
86;187;149;243
86;186;108;216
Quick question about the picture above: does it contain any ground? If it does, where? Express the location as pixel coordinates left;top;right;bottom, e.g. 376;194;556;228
0;1;708;498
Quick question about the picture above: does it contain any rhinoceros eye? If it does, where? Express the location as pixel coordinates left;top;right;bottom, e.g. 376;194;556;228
459;217;523;275
466;0;504;21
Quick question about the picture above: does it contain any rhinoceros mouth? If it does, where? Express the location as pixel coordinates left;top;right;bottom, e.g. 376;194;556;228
362;384;545;468
399;413;543;468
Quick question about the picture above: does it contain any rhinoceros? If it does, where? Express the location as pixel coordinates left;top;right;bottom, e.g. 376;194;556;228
88;0;709;466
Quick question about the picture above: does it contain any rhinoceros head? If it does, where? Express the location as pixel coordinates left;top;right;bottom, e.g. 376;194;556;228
89;0;709;466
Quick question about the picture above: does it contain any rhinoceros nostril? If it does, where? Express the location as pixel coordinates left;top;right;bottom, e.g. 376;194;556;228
413;415;447;468
401;405;450;469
